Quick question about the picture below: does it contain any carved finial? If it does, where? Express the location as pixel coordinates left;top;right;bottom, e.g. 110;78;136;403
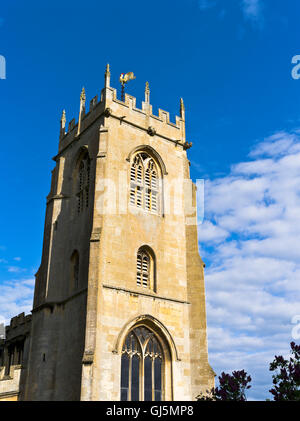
105;63;110;88
60;109;66;139
180;97;185;110
77;88;86;136
61;109;66;128
180;98;185;118
80;87;86;105
145;81;150;104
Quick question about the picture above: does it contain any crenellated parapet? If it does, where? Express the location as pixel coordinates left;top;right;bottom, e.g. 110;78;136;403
5;313;31;342
56;65;189;157
0;313;32;401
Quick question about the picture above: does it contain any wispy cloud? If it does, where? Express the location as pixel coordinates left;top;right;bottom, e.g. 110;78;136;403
198;0;217;10
0;278;34;325
7;266;26;273
199;129;300;400
197;0;264;28
241;0;262;20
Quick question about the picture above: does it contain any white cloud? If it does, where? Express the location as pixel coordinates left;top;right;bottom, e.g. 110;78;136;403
198;220;229;243
7;266;26;273
0;278;34;325
199;130;300;400
249;131;300;158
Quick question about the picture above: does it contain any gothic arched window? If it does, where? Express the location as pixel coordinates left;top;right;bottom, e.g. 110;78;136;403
130;153;160;214
136;247;155;290
77;153;90;214
120;326;163;401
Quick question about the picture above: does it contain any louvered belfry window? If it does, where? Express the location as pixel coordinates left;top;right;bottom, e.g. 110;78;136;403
137;250;150;288
77;153;90;214
130;153;159;214
120;326;163;401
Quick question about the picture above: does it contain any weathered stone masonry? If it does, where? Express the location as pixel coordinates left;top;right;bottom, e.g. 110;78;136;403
0;66;214;401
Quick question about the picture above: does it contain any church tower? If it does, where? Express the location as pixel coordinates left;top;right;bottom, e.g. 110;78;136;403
24;66;215;401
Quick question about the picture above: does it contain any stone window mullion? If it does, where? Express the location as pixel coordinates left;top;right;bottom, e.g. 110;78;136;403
121;327;164;402
130;154;160;215
128;354;132;401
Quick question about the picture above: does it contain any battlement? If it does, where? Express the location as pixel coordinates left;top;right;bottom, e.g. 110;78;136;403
0;313;32;400
57;65;188;155
6;313;31;341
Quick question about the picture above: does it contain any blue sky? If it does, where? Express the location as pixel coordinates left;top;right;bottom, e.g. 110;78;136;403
1;0;300;401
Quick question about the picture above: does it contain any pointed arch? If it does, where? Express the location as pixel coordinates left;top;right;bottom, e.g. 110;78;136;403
126;145;167;176
120;325;164;401
113;314;180;362
72;145;91;172
116;315;177;401
129;149;164;215
136;246;156;291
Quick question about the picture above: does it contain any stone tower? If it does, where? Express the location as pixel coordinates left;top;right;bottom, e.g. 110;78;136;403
24;66;214;401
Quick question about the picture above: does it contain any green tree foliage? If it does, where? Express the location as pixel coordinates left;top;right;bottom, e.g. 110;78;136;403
197;342;300;401
269;342;300;401
197;370;252;401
